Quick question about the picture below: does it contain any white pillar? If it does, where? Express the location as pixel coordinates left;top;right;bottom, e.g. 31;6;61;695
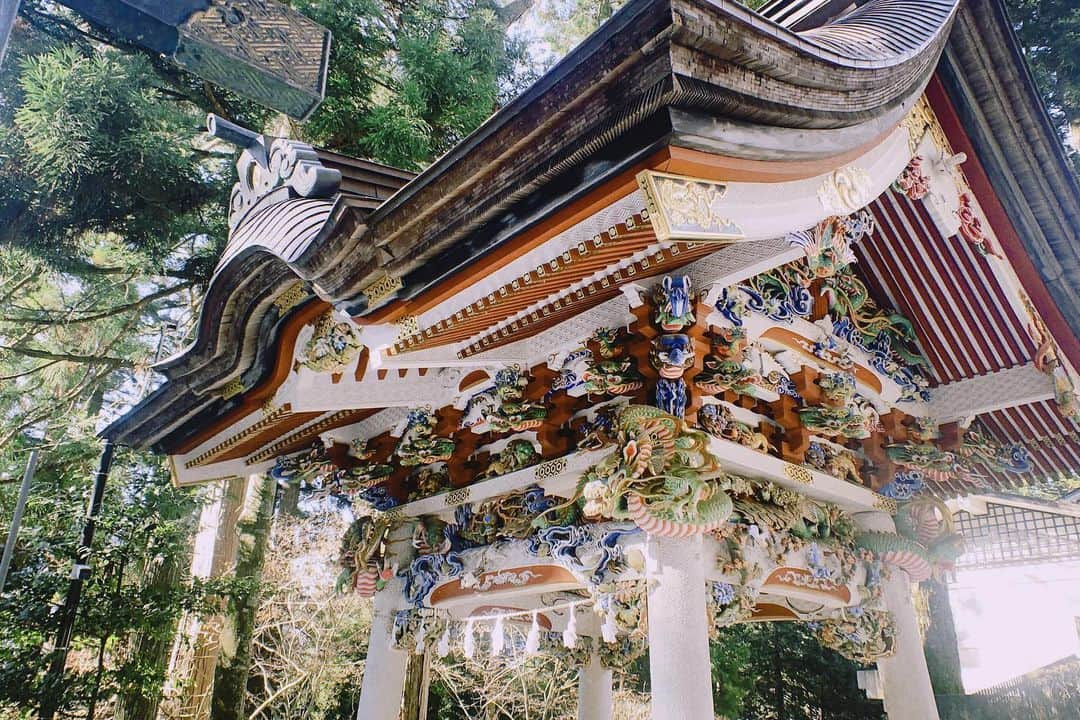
355;590;410;720
578;652;613;720
356;523;414;720
645;533;715;720
854;512;940;720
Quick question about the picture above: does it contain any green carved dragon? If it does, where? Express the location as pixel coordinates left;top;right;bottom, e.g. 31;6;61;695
546;405;738;536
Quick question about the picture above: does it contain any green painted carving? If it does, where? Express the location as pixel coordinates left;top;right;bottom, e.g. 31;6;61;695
696;327;761;396
856;497;965;583
407;466;451;502
481;439;541;480
798;372;878;440
397;408;455;466
566;405;740;536
488;368;547;433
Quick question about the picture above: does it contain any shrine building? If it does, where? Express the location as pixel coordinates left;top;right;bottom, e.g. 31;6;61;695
103;1;1080;718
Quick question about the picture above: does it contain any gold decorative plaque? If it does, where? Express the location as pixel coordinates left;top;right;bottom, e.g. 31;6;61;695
637;171;744;242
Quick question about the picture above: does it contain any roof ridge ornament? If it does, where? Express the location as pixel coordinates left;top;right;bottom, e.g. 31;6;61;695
208;114;342;231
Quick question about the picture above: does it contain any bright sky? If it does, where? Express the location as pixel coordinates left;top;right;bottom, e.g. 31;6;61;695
949;560;1080;692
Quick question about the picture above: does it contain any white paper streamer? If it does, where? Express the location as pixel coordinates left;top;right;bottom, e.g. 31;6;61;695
414;618;427;655
562;606;578;649
601;603;618;643
463;618;476;659
525;611;541;655
437;625;451;658
491;616;505;656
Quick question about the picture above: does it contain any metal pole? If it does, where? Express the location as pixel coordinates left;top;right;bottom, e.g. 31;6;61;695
0;0;22;68
39;440;116;720
0;448;38;593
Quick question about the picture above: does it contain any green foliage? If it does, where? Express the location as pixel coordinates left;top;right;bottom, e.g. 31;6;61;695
0;245;195;452
534;0;767;58
296;0;531;169
0;1;538;715
1004;0;1080;173
537;0;623;56
1005;0;1080;126
1;42;229;279
710;629;755;717
716;622;886;720
0;440;213;718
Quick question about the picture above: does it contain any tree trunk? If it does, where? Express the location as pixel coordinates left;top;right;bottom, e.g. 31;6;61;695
210;475;275;720
279;480;301;517
115;549;188;720
401;651;430;720
178;477;247;720
923;579;967;720
924;579;964;694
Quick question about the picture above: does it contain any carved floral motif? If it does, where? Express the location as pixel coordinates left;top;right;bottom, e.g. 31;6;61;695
893;156;931;200
956;193;995;256
813;607;896;664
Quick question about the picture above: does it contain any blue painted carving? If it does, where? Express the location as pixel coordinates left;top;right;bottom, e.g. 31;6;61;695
655;377;687;417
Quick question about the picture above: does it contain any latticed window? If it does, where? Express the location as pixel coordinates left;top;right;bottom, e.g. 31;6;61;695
954;503;1080;570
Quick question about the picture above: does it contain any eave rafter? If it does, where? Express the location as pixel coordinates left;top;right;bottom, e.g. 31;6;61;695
391;212;656;354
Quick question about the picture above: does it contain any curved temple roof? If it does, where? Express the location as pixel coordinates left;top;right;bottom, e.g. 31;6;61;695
103;0;1079;490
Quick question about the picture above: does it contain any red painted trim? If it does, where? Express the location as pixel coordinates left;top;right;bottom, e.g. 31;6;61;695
925;75;1080;370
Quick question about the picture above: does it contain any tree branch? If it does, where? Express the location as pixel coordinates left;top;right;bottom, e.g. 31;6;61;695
0;344;135;368
0;281;193;326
